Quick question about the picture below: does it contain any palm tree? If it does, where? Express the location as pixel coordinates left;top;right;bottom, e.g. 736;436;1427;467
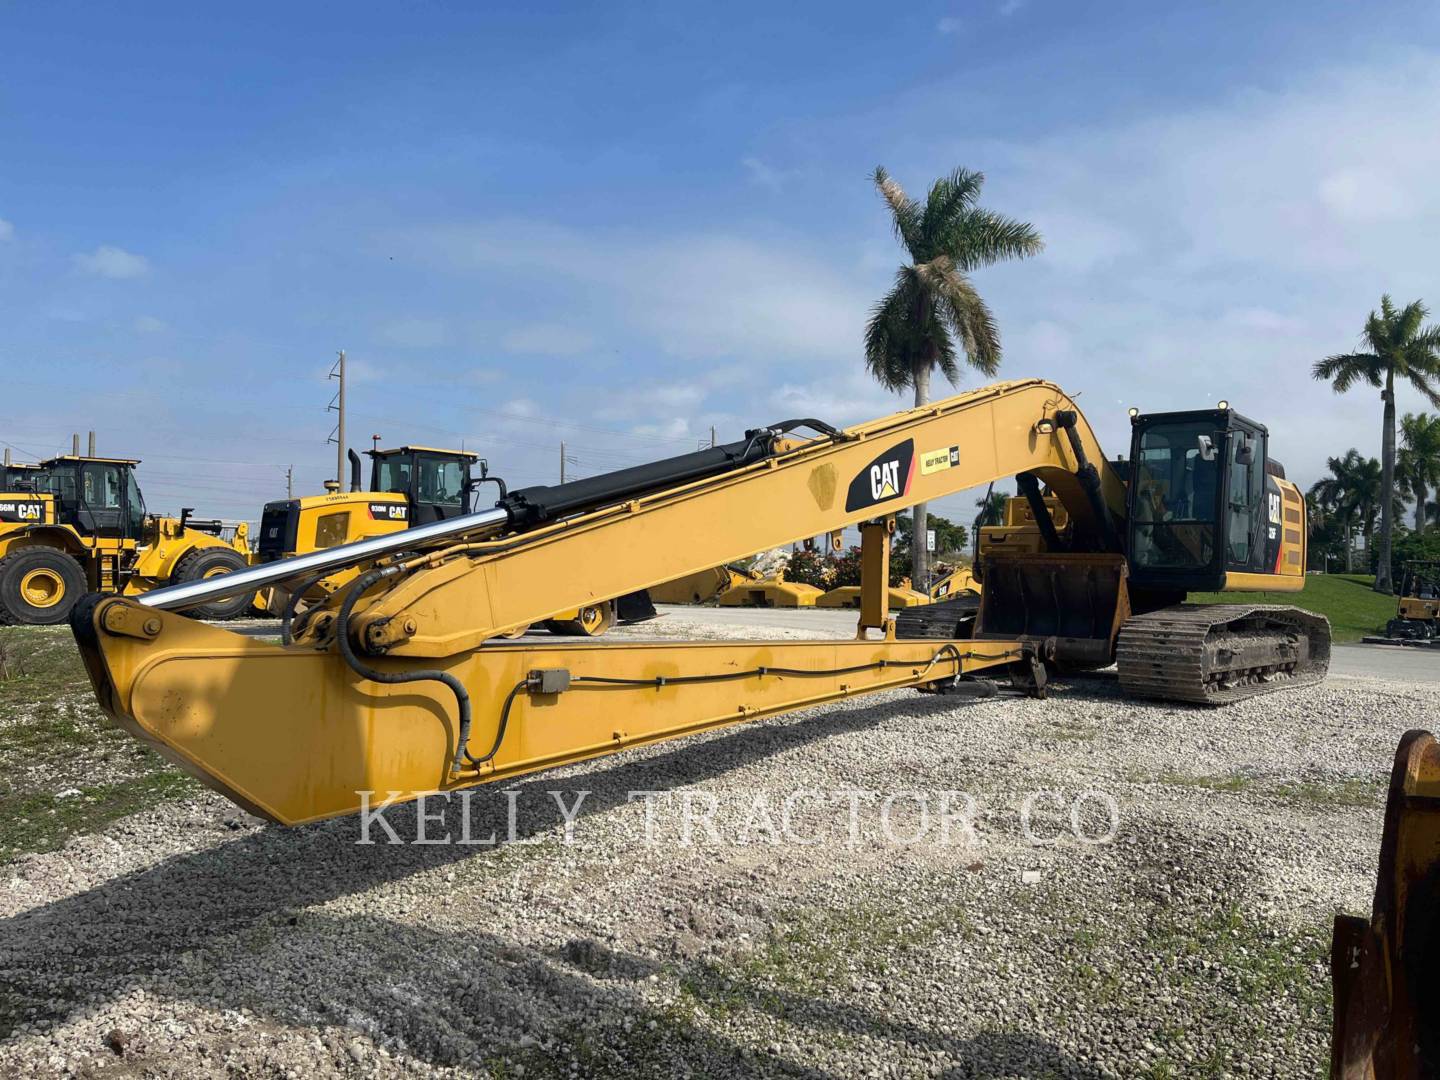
975;488;1008;528
1309;451;1364;573
1347;454;1386;566
1398;411;1440;532
1313;296;1440;593
865;166;1043;587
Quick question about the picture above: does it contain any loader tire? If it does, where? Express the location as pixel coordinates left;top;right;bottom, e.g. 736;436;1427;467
169;548;252;621
0;547;87;625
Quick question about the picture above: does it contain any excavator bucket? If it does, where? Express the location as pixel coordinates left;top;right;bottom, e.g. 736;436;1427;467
974;553;1130;668
1330;729;1440;1078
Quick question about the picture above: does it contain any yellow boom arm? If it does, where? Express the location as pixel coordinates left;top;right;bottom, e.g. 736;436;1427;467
72;380;1130;824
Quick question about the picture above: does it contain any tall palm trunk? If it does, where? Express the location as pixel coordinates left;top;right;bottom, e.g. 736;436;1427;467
911;359;931;589
1377;372;1396;593
1344;512;1354;573
1418;483;1429;533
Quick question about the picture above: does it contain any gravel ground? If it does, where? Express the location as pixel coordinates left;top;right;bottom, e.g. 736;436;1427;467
0;609;1421;1078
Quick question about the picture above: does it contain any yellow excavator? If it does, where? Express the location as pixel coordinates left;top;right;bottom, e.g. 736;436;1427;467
71;378;1326;826
65;378;1437;1074
0;449;252;624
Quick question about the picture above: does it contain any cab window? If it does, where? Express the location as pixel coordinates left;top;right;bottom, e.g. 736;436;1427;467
125;475;147;534
83;464;124;508
416;456;463;507
314;510;352;549
1226;431;1264;566
1130;422;1221;571
377;459;412;496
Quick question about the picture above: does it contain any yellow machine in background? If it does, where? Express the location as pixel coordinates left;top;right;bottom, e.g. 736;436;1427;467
928;565;978;600
648;564;762;604
255;445;472;616
1377;560;1440;642
817;578;930;608
717;571;823;607
0;452;251;624
257;445;648;636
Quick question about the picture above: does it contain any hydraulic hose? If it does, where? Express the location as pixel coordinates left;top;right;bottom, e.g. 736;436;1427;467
281;569;335;645
334;566;476;778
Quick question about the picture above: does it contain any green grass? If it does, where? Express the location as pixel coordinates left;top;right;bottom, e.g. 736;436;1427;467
1155;769;1383;809
0;626;198;861
1189;572;1394;643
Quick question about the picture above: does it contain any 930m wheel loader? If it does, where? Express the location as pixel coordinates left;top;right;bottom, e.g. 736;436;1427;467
254;444;652;636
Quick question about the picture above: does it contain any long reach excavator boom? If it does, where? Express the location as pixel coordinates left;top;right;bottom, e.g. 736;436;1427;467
71;379;1329;826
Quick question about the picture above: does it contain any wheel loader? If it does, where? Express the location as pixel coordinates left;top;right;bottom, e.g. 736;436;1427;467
256;444;652;636
0;452;252;625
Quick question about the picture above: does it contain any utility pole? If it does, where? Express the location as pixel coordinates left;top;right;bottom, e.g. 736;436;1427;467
327;349;347;486
710;425;716;448
286;465;294;500
560;441;566;484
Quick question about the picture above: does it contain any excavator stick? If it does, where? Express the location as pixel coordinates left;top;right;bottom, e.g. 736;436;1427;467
73;595;1028;825
1330;729;1440;1079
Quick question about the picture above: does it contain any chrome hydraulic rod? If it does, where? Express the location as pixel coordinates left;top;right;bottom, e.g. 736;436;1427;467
137;506;512;611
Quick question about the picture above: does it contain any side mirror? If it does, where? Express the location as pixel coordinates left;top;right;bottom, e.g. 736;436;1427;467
1236;440;1255;466
1197;435;1216;462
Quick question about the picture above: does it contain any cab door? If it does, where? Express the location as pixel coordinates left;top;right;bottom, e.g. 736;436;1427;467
1224;423;1266;573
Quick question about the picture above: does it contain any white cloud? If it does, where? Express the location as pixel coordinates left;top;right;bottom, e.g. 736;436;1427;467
1316;167;1415;223
632;417;692;439
73;245;149;280
133;315;169;334
0;218;13;241
742;157;789;191
380;317;448;348
998;0;1025;15
501;398;539;419
501;324;595;355
396;221;873;362
936;16;962;35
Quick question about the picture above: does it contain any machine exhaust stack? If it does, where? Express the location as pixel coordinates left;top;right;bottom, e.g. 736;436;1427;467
348;449;363;493
72;434;80;456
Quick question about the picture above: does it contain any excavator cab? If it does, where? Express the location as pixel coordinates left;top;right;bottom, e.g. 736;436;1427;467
368;446;478;524
1125;408;1304;595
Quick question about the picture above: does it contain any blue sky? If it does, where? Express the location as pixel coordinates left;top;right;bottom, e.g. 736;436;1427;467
3;1;1440;528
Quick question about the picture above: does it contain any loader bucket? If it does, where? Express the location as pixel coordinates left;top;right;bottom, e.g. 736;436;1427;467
1330;729;1440;1079
973;553;1130;668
